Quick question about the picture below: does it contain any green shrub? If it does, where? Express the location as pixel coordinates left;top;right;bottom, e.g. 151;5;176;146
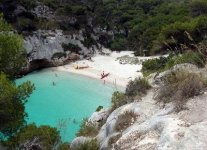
155;16;207;52
0;32;27;77
111;91;127;110
62;43;81;53
0;14;12;31
165;51;205;68
190;0;207;16
142;57;169;76
37;19;60;30
96;106;103;112
110;37;128;51
72;6;86;15
6;124;60;150
125;78;151;97
51;52;67;60
156;70;207;111
64;5;72;13
76;119;98;137
81;37;97;49
142;51;206;76
0;73;34;139
115;111;137;132
57;142;70;150
17;18;34;31
41;0;60;9
18;0;37;9
77;139;99;150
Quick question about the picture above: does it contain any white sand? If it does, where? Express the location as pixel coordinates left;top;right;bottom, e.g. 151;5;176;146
55;51;156;87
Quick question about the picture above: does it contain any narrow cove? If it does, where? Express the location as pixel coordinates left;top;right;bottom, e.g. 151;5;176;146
16;69;122;142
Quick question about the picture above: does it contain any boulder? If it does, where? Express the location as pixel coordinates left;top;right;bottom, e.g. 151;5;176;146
89;108;110;124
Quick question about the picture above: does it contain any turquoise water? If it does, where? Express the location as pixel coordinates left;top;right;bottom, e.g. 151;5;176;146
16;69;121;142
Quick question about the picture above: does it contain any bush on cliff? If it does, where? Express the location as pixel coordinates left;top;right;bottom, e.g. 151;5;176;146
142;56;169;76
142;51;206;76
156;70;207;111
76;119;98;137
77;139;99;150
125;78;151;97
111;91;127;110
115;111;137;132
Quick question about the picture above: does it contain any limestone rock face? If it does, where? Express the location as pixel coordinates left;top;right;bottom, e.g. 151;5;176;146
32;4;54;20
89;108;110;124
95;89;207;150
24;29;94;61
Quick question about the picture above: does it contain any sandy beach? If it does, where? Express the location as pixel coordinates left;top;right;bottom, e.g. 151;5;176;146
55;51;157;87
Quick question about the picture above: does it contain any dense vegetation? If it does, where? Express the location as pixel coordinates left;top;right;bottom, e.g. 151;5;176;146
6;124;61;149
142;51;206;76
0;15;33;141
2;0;207;55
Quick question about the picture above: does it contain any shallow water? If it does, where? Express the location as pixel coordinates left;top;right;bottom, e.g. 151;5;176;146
16;69;122;142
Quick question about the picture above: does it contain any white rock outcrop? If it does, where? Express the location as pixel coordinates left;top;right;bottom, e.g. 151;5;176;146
89;108;110;124
24;30;97;61
71;64;207;150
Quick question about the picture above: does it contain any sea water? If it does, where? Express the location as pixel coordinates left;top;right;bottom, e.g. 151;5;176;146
16;69;122;142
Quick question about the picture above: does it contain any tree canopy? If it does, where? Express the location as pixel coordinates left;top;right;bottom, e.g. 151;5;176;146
0;73;34;139
6;124;60;150
0;15;36;147
7;0;207;55
0;14;27;78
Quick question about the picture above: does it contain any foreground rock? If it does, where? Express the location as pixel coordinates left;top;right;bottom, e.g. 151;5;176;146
72;64;207;150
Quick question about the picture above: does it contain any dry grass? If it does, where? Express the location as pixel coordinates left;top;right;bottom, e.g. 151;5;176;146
125;78;151;97
115;111;138;132
156;69;206;111
108;133;122;148
111;91;128;110
77;139;99;150
76;119;98;137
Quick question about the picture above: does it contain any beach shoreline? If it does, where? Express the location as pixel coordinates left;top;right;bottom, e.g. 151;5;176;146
53;51;144;87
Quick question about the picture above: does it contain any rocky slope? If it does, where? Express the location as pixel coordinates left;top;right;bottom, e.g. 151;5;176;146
71;64;207;150
0;0;116;74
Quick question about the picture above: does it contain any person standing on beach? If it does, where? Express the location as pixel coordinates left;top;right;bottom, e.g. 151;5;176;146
101;71;106;84
101;71;105;77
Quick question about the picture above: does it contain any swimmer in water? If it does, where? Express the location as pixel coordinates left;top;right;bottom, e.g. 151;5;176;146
73;119;77;124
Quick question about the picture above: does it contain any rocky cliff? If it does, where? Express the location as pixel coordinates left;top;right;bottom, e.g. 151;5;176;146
0;0;116;74
71;64;207;150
